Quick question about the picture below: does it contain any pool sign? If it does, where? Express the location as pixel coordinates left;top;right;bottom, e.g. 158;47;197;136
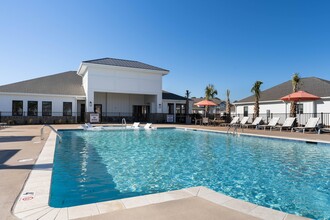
90;113;100;123
20;191;35;201
167;115;174;123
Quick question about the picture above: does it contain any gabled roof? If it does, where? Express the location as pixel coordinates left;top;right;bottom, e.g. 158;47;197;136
83;57;169;72
162;91;186;100
191;97;222;105
0;71;85;96
236;77;330;103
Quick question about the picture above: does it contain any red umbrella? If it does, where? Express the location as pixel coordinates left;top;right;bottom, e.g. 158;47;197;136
280;91;320;101
194;99;217;106
194;99;217;117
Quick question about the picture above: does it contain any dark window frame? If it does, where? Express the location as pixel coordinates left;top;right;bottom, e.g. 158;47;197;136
243;106;248;117
12;100;23;116
42;101;52;116
297;104;303;114
28;101;38;116
63;102;72;116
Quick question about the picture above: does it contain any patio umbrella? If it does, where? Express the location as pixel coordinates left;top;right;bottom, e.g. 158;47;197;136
280;90;320;102
194;99;217;116
280;91;320;125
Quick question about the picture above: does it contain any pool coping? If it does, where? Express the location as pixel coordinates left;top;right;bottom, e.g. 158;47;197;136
12;127;313;220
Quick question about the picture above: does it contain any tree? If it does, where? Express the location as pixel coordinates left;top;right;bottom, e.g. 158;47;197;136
185;90;191;115
290;73;300;117
251;81;263;119
226;89;231;121
204;84;218;115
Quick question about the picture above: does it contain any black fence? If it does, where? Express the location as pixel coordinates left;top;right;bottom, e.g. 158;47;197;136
0;111;329;126
203;112;330;127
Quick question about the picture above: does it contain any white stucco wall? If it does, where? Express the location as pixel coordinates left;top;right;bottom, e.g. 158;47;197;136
79;64;165;113
0;93;78;116
94;92;157;115
235;98;330;125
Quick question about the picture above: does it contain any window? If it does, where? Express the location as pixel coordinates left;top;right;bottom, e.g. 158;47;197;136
296;104;303;114
28;101;38;116
168;103;174;114
42;101;52;116
243;106;248;117
12;100;23;116
63;102;72;116
176;104;185;114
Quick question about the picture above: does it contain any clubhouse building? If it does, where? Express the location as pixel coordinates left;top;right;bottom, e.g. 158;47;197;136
0;58;191;124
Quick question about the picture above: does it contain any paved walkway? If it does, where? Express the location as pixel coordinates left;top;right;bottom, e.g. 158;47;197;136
1;124;325;220
0;125;50;220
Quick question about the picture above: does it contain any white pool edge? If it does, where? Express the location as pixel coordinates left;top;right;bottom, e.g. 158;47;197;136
12;128;312;220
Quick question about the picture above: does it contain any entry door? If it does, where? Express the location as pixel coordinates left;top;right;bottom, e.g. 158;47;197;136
80;104;85;122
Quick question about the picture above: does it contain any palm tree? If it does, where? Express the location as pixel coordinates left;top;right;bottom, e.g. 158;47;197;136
251;81;263;119
204;84;218;115
226;89;231;121
290;73;300;117
185;90;191;116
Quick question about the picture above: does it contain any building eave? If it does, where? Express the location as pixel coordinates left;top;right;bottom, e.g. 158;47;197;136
0;92;86;99
80;62;169;76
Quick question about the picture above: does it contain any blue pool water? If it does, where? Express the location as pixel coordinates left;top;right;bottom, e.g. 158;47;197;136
50;129;330;219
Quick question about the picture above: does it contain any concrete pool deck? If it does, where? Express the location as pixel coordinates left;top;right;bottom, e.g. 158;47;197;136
1;124;328;219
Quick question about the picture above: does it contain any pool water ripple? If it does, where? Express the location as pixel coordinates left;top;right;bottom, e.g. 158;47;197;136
50;129;330;219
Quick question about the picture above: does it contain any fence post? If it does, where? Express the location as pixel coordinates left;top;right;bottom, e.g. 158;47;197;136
321;112;323;125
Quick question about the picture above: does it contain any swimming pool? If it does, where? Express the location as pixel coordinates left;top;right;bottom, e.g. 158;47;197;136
50;129;330;219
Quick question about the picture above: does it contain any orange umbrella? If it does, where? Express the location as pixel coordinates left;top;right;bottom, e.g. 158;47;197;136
194;99;217;106
280;91;320;102
194;99;217;117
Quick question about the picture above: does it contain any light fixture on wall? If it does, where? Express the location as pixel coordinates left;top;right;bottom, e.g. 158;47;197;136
89;101;92;107
159;104;162;108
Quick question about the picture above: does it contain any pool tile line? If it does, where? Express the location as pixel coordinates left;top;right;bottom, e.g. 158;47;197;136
177;126;330;144
12;129;310;220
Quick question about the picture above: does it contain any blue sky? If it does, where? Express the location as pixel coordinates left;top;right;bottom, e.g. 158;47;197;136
1;0;330;101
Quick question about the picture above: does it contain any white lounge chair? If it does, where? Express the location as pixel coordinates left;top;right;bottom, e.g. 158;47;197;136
144;123;153;129
239;117;249;127
132;122;140;129
85;123;93;128
271;117;296;132
258;117;280;130
220;116;240;127
292;117;320;133
202;117;209;126
244;117;263;129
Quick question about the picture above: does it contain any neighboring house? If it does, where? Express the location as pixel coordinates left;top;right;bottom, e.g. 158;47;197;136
234;77;330;125
0;58;192;124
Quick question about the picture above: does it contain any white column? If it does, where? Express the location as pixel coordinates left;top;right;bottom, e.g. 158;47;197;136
86;90;95;113
156;93;162;113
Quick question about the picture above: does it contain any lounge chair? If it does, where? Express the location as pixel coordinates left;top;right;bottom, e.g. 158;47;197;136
243;117;263;129
292;117;320;133
239;117;249;127
84;123;93;129
132;122;140;129
220;116;240;127
144;123;152;129
271;117;296;132
318;127;330;134
258;117;280;130
202;117;209;126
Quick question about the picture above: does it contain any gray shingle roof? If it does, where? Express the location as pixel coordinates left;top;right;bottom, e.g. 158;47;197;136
83;58;169;72
236;77;330;103
162;91;186;100
0;71;85;96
